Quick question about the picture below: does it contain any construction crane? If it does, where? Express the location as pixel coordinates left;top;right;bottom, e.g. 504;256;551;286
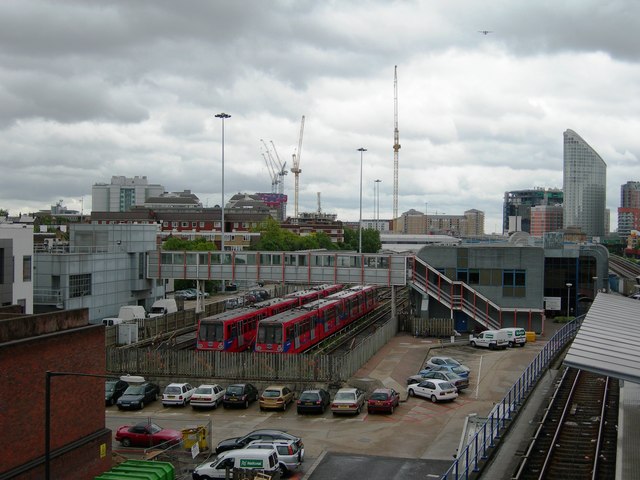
261;152;279;193
291;115;305;220
393;66;401;231
270;140;287;195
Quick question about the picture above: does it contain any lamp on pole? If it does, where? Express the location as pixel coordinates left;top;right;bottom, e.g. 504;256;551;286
375;179;382;229
565;283;572;317
215;112;230;293
357;148;367;253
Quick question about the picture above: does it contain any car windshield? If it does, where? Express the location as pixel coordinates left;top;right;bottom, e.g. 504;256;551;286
438;382;455;390
138;423;161;434
443;358;460;366
226;386;244;395
334;391;355;401
451;366;466;374
370;392;389;401
164;386;181;394
299;392;319;401
125;385;144;395
195;387;212;394
105;381;116;392
263;389;281;398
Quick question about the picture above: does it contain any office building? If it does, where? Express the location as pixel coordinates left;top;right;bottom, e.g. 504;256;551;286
0;224;34;313
618;181;640;237
503;188;563;234
92;175;165;212
563;129;607;238
530;205;563;237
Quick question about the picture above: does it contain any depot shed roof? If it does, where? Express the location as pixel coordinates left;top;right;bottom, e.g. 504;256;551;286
563;293;640;383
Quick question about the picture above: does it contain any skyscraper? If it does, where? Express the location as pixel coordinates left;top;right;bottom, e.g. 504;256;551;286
562;129;606;238
618;181;640;237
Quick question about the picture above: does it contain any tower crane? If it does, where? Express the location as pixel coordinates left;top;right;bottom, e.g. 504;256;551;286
291;115;305;220
393;66;401;232
270;140;287;196
261;152;279;193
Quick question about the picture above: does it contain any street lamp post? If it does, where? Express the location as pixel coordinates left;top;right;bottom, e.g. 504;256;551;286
375;179;382;229
215;112;230;293
565;283;572;318
357;148;367;254
592;276;598;301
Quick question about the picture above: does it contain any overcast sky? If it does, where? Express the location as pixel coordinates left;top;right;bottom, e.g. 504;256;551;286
1;0;639;233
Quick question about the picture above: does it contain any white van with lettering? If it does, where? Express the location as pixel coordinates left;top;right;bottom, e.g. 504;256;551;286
500;327;527;347
192;448;281;479
469;330;508;350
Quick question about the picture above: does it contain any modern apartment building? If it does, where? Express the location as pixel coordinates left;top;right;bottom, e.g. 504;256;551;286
92;175;165;212
530;205;564;237
563;129;607;238
618;181;640;237
503;188;563;234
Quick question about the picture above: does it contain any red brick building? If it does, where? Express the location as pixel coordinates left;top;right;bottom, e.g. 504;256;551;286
0;307;110;480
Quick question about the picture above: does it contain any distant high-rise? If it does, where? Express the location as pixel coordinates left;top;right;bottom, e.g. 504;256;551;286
618;181;640;237
92;176;165;212
563;129;606;238
503;188;563;234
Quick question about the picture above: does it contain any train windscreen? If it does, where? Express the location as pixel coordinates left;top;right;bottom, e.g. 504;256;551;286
257;324;282;344
198;321;224;342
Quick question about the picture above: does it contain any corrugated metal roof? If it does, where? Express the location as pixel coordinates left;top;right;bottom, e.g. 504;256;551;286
564;293;640;383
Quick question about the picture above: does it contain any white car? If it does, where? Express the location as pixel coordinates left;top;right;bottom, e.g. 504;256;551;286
407;379;458;403
190;384;226;409
162;382;196;407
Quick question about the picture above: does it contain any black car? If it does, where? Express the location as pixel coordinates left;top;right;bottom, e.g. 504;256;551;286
116;382;160;410
105;379;129;406
296;389;331;414
222;383;259;409
215;429;303;455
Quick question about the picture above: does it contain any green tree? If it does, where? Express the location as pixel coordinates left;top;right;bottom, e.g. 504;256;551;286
339;227;380;253
163;236;217;251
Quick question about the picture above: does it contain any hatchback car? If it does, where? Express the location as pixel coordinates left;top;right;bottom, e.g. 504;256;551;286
296;389;331;414
367;388;400;414
330;387;366;415
216;429;304;455
246;439;304;475
190;384;226;409
222;383;259;409
116;382;159;410
259;385;295;411
105;379;128;406
407;379;458;403
408;370;469;391
115;421;182;448
425;356;471;374
162;382;196;407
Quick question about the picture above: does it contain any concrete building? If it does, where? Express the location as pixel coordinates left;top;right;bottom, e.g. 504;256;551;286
143;190;202;209
563;129;606;238
92;175;165;212
530;205;563;237
463;209;485;236
503;188;563;234
618;181;640;237
281;212;345;244
397;209;427;234
0;224;34;314
0;307;110;479
33;224;164;323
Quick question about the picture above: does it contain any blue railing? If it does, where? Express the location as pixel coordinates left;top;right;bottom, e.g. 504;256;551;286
440;316;584;479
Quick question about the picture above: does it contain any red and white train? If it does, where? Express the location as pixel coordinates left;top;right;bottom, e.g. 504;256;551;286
254;285;378;354
196;284;343;352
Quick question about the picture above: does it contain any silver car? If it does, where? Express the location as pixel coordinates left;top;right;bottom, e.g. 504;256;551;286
330;387;366;415
246;439;304;475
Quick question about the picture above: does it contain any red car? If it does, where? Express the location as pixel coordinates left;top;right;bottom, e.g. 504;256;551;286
367;388;400;414
115;422;182;448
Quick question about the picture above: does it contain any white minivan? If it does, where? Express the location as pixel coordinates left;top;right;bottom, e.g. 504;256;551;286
500;327;527;347
192;448;281;479
469;329;508;349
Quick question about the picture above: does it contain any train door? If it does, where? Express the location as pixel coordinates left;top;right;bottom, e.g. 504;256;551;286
237;319;244;348
294;324;300;350
310;313;317;341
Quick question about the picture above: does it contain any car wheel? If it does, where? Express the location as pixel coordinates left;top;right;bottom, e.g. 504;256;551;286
470;341;476;347
390;405;394;414
408;389;415;397
122;438;131;447
244;399;249;409
163;404;168;408
508;341;514;348
278;464;287;477
356;406;361;415
154;393;159;401
140;401;144;409
321;404;326;413
520;343;526;347
430;395;438;403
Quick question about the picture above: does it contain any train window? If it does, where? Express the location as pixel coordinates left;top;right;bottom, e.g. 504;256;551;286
258;325;282;344
285;325;294;341
228;323;237;339
199;322;223;342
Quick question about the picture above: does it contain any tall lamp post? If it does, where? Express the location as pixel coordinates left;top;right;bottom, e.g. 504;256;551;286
592;276;598;301
375;179;382;228
565;283;572;318
215;112;230;293
357;148;367;253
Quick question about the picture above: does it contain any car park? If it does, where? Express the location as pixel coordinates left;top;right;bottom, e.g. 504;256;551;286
193;448;280;479
331;387;366;415
425;356;471;374
367;388;400;414
222;383;259;409
215;429;304;455
162;382;196;407
259;385;295;411
407;379;458;403
190;384;226;409
115;421;182;448
116;382;159;410
296;389;331;414
407;370;469;391
247;439;304;475
105;379;128;406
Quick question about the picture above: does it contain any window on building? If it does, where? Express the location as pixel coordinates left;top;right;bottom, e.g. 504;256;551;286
171;221;178;227
192;222;197;227
199;222;205;227
181;222;189;227
69;274;92;298
163;221;168;227
23;255;32;282
503;269;526;297
468;269;480;285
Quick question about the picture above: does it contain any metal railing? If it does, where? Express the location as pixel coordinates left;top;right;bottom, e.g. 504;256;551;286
440;316;584;480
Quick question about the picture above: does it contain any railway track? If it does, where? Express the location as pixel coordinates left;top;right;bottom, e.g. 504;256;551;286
515;367;619;480
609;254;640;279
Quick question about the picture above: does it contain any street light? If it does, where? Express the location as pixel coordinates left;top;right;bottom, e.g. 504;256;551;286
357;148;367;253
215;112;230;293
375;179;382;229
592;276;598;301
565;283;572;318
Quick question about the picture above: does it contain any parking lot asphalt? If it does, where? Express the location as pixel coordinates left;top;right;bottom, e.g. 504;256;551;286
106;327;555;478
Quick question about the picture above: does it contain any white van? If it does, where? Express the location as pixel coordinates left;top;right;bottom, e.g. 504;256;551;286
469;329;508;350
192;448;281;479
117;305;147;321
148;299;178;318
500;327;527;347
102;318;123;327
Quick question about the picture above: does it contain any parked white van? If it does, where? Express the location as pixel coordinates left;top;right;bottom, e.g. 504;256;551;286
101;318;123;327
469;330;508;350
500;327;527;347
192;448;281;479
117;305;147;321
148;299;178;318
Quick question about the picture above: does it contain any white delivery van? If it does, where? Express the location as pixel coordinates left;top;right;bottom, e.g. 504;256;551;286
117;305;147;321
500;327;527;347
102;318;123;327
192;448;281;479
469;330;508;350
148;299;178;318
